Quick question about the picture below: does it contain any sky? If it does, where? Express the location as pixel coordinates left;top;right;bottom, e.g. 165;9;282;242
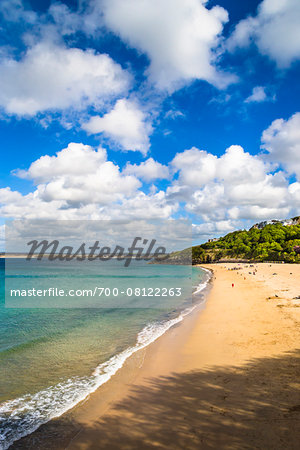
0;0;300;245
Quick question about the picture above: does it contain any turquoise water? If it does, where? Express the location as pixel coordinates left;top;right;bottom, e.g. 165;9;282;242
0;259;209;449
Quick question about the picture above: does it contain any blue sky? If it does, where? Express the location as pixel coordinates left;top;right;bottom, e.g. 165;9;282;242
0;0;300;243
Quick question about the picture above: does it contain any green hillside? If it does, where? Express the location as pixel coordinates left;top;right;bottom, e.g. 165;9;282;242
192;221;300;264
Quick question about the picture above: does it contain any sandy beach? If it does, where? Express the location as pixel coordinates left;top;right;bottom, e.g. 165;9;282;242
12;263;300;449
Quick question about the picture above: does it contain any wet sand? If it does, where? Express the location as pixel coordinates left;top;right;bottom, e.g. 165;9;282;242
12;263;300;449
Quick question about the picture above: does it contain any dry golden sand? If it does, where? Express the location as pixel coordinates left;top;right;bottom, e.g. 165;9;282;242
13;263;300;450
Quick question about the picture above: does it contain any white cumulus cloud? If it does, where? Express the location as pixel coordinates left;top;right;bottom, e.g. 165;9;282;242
228;0;300;68
245;86;268;103
172;147;218;187
1;135;300;233
82;99;152;154
101;0;235;91
0;42;130;116
261;112;300;178
171;145;267;187
192;220;238;239
14;143;140;206
123;158;169;182
0;0;37;23
169;144;292;222
0;143;175;221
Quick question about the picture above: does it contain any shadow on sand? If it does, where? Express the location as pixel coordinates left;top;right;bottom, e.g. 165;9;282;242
12;349;300;450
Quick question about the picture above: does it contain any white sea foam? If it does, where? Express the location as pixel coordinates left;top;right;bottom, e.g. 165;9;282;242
0;271;211;450
193;267;211;294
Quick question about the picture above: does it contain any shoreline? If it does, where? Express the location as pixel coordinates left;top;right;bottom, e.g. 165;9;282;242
11;263;300;449
7;268;211;449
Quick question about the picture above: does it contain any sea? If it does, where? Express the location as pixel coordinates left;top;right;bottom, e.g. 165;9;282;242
0;258;210;449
